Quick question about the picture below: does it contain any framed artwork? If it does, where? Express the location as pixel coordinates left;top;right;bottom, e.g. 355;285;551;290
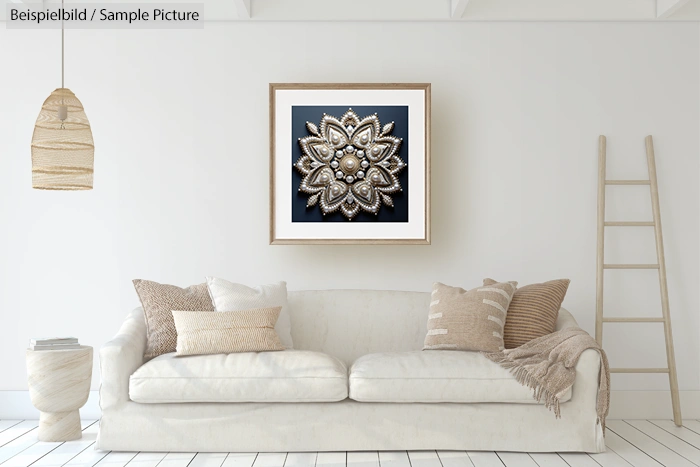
269;83;431;245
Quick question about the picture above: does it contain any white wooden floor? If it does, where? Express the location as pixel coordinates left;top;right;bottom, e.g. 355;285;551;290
0;419;699;467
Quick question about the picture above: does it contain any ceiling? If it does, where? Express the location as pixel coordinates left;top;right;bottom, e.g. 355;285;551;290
2;0;700;22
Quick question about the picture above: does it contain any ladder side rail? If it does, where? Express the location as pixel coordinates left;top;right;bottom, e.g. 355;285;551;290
595;135;607;345
645;135;682;426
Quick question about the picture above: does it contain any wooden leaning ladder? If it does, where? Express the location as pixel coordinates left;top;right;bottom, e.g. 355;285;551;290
596;135;682;426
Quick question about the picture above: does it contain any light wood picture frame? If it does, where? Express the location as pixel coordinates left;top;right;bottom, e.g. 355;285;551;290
270;83;431;245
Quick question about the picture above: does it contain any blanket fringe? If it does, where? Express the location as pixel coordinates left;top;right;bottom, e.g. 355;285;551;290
483;352;563;418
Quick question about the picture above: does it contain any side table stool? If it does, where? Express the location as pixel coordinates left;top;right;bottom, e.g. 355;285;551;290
26;346;93;441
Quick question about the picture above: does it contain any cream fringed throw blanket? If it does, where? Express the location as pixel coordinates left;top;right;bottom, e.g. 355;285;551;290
482;327;610;430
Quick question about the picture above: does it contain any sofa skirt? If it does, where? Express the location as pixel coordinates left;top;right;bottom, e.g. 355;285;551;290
96;398;605;453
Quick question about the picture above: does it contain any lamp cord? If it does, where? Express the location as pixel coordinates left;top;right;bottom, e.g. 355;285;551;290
61;0;64;88
59;0;65;129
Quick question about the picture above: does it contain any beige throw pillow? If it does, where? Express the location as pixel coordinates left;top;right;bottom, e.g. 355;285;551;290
133;279;215;359
484;278;570;349
172;307;285;356
423;281;517;352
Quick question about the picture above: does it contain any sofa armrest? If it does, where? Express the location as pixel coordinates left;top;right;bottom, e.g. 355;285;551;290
555;307;579;331
573;347;603;415
99;308;147;409
555;309;604;420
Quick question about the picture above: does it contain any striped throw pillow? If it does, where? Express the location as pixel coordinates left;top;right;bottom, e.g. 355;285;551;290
172;307;285;356
484;278;570;349
423;281;517;352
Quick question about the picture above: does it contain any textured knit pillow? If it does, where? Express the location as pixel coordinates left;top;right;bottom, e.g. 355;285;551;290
172;307;284;356
423;281;517;352
133;279;215;359
484;278;571;349
206;278;294;349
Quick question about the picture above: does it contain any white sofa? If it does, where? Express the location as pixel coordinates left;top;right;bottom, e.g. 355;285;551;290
97;290;605;453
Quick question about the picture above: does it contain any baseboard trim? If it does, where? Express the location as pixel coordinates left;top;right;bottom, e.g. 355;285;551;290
0;390;698;420
608;390;700;420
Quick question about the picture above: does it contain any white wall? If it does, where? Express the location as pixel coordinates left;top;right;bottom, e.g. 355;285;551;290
0;23;698;398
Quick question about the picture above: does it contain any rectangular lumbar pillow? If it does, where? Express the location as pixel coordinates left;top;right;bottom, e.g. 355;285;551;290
133;279;215;359
484;278;570;349
172;307;284;356
423;281;517;352
206;278;294;349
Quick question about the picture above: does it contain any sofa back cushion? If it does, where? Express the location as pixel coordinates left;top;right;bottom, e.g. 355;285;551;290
289;289;574;365
287;290;431;366
126;292;579;368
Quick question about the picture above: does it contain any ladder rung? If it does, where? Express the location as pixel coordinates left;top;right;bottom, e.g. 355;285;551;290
604;221;655;227
610;368;669;374
605;180;651;185
603;317;665;323
603;264;660;269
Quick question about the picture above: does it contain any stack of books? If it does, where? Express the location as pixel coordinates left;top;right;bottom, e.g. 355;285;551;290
29;337;80;351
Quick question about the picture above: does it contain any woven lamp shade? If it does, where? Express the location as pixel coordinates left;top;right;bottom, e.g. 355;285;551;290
31;88;94;190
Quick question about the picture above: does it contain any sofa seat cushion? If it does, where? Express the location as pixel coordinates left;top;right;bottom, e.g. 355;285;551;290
130;350;348;403
349;351;571;404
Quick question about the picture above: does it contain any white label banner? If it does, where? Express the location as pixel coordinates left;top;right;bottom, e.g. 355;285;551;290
6;4;204;29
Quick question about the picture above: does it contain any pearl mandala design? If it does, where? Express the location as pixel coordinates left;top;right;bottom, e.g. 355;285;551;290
294;109;406;220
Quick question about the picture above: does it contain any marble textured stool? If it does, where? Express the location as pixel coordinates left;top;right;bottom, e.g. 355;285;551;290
26;346;93;441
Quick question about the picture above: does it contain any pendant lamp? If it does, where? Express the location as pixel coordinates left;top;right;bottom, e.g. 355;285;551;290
31;2;94;190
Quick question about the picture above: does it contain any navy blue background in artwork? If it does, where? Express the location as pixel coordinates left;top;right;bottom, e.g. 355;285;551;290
291;105;409;223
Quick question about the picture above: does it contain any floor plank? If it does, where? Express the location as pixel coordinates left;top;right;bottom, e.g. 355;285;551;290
0;421;22;433
28;421;100;467
347;452;379;467
608;419;696;467
467;452;505;467
557;453;603;467
157;452;197;467
587;448;634;467
221;453;258;467
190;452;229;467
80;420;98;430
316;452;346;467
407;451;441;467
0;420;38;448
650;419;700;449
12;423;96;467
685;421;700;435
527;453;568;466
0;440;62;467
31;441;96;467
284;452;317;467
0;424;41;464
604;429;663;467
253;453;288;467
377;451;410;467
626;419;700;465
437;451;475;467
123;452;168;467
63;446;110;467
93;451;138;467
496;452;538;467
